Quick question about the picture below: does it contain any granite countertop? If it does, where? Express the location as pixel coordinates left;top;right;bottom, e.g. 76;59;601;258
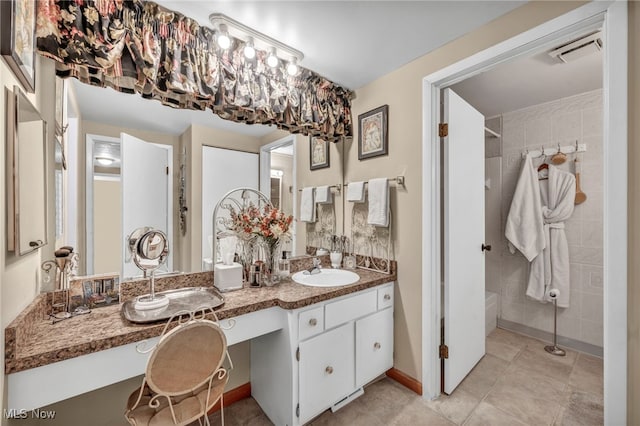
5;267;395;374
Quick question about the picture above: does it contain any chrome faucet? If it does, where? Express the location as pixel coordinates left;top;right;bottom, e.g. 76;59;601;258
304;257;322;275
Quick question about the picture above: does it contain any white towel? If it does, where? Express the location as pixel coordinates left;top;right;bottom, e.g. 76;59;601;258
347;181;366;203
505;156;545;261
367;178;389;227
315;186;332;204
300;187;315;222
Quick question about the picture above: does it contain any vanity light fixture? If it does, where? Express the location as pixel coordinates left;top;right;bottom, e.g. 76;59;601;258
209;13;304;70
243;37;256;59
286;57;299;76
266;48;279;68
216;24;231;49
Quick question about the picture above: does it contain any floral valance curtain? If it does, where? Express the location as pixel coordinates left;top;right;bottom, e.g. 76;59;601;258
36;0;353;141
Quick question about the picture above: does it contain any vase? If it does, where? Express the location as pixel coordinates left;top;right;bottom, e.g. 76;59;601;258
237;237;256;283
257;238;281;286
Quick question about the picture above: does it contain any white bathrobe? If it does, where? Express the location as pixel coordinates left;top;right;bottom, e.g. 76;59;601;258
506;158;576;308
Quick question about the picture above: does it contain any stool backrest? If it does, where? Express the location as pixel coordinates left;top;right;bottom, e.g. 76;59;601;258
146;320;227;396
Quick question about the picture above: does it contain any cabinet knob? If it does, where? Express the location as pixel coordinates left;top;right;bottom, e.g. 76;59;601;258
308;318;317;326
383;294;391;301
374;342;381;350
325;366;334;375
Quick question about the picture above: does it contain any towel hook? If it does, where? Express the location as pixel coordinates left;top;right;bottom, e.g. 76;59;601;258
538;146;546;159
557;143;561;154
575;140;579;153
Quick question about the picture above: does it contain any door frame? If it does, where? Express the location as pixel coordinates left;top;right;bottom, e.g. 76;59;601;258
260;135;297;253
86;134;173;276
85;133;120;275
420;2;627;424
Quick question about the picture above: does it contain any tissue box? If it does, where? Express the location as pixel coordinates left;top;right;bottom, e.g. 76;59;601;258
214;262;243;292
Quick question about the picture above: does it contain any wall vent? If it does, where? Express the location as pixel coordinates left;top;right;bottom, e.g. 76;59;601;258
548;31;602;64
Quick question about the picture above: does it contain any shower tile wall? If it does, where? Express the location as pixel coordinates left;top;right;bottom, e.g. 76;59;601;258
495;89;603;348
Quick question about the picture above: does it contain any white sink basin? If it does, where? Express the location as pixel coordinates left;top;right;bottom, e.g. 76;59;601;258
291;269;360;287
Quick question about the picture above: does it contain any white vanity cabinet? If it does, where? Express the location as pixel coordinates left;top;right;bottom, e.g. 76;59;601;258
298;323;355;423
251;282;394;426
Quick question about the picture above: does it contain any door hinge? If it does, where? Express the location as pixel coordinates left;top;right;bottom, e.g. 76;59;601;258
439;344;449;359
439;123;448;137
296;403;300;418
166;166;169;175
296;347;300;361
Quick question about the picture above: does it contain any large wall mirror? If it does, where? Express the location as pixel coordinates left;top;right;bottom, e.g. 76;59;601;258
53;74;345;278
6;86;48;256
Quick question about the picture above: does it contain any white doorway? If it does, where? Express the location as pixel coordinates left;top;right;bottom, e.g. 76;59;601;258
421;2;627;424
85;133;173;278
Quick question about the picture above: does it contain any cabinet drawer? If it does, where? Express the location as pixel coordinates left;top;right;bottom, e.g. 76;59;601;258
377;285;394;310
325;290;377;329
356;308;394;388
299;306;324;341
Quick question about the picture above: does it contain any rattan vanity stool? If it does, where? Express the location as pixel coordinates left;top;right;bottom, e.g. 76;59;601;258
125;313;231;426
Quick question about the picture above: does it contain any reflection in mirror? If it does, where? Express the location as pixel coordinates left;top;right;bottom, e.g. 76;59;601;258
262;140;296;255
127;226;170;310
128;227;169;271
7;86;48;255
53;76;345;278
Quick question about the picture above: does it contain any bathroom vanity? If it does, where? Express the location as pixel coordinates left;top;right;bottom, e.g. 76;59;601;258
252;282;394;425
5;267;394;425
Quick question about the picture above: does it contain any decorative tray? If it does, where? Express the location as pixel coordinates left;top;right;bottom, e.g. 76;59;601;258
122;287;225;324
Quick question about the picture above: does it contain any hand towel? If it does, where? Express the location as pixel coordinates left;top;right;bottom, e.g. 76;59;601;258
367;178;389;227
315;186;332;204
347;181;366;203
300;187;316;222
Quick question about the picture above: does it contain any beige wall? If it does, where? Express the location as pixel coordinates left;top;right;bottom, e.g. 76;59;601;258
348;1;586;383
93;179;122;275
628;2;639;423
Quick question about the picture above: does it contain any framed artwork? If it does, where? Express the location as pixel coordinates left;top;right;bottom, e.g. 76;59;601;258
310;136;330;170
1;0;37;93
358;105;389;160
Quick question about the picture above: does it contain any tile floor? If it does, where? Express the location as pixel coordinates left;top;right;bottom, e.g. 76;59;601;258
207;328;603;426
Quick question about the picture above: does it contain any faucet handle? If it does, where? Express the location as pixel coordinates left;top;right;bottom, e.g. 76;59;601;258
313;257;321;267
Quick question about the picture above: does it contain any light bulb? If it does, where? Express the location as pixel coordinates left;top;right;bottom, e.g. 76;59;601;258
243;37;256;59
216;24;231;49
266;47;279;68
96;156;114;166
286;58;299;76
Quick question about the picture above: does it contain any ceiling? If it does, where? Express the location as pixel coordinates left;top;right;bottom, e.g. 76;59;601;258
451;32;603;117
72;1;524;136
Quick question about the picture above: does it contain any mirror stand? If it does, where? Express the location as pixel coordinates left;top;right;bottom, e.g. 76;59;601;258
128;227;170;310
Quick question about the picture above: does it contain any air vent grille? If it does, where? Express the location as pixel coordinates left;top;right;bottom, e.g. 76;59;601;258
548;31;602;64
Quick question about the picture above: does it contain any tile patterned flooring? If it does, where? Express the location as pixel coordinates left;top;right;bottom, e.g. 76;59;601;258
208;328;604;426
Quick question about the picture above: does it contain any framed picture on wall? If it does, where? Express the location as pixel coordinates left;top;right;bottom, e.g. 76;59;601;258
358;105;389;160
0;0;37;93
310;136;330;170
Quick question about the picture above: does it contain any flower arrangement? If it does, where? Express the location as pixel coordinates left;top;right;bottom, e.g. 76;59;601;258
229;203;294;278
229;203;293;244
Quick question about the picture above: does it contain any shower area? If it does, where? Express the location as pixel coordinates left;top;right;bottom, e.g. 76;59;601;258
483;90;604;356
